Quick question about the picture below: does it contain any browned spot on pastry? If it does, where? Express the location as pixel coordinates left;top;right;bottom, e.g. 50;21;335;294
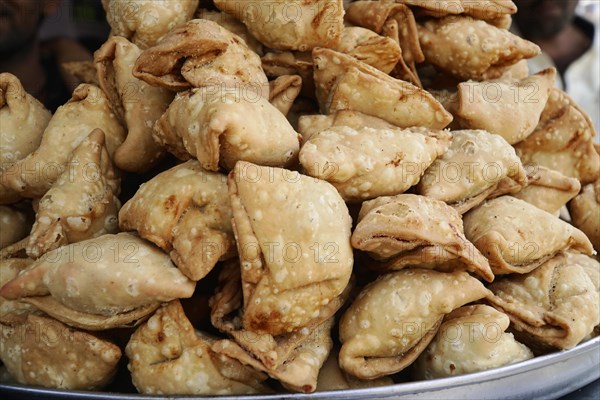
157;331;165;342
387;152;405;167
163;195;179;216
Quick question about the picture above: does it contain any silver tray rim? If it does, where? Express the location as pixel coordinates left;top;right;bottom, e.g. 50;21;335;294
1;336;599;400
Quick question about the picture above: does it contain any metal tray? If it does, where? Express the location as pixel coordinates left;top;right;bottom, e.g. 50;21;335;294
1;336;598;400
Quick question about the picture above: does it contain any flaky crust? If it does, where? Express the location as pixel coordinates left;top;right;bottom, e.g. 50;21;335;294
417;129;527;213
313;48;452;129
0;84;125;199
0;73;51;169
133;19;268;96
515;89;600;184
26;129;120;259
0;314;121;390
486;252;600;350
569;180;600;251
214;0;344;52
102;0;199;49
269;75;302;117
228;162;353;336
339;269;490;379
0;258;35;321
453;69;556;144
0;233;196;315
414;305;533;379
126;301;267;395
154;87;300;171
351;194;494;282
513;166;581;215
299;125;450;202
298;110;398;141
335;27;402;74
119;160;235;281
418;16;540;81
95;36;172;173
463;196;594;275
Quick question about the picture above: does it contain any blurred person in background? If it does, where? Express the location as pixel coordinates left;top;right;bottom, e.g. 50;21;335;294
0;0;92;111
513;0;599;134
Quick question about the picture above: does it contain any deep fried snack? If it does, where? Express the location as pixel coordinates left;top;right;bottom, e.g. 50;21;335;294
102;0;199;49
512;166;581;215
414;305;533;379
417;129;527;213
269;75;302;117
0;73;51;167
154;87;300;171
126;301;268;395
345;1;424;85
0;313;121;389
0;84;125;199
463;196;593;275
261;51;314;98
95;36;173;173
299;125;451;202
26;130;120;259
195;9;264;55
418;16;540;81
119;160;235;281
228;162;353;336
0;258;35;321
339;269;490;379
335;26;402;74
451;69;556;144
351;194;494;282
133;19;269;97
0;233;196;316
515;88;600;184
568;180;600;251
213;0;344;51
486;252;600;351
298;110;398;141
313;48;452;129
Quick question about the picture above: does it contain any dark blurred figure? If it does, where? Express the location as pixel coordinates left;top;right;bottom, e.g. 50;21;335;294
514;0;594;77
513;0;599;133
0;0;91;111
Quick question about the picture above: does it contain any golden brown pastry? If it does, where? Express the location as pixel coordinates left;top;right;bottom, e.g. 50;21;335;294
213;0;344;51
352;194;494;282
339;269;490;379
486;252;600;351
392;0;465;17
102;0;199;49
569;180;600;251
119;160;235;281
298;110;399;141
515;89;600;184
0;233;196;317
0;258;35;321
269;75;302;117
26;130;120;259
451;69;556;144
460;0;517;20
195;8;264;55
0;84;126;199
126;300;268;395
228;161;353;336
0;73;51;167
345;1;424;85
0;205;30;249
133;19;269;97
316;347;394;391
335;26;402;75
95;36;173;173
414;305;533;379
513;166;581;215
261;51;314;98
417;129;528;214
418;16;540;81
463;196;594;275
313;48;452;129
299;125;451;202
154;87;300;171
0;313;121;389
